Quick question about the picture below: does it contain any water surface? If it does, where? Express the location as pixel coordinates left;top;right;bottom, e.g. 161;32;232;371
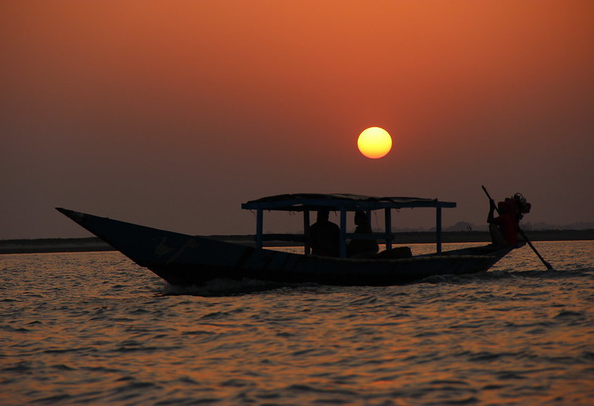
1;241;593;404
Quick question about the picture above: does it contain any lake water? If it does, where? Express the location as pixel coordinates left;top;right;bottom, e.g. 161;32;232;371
1;241;593;405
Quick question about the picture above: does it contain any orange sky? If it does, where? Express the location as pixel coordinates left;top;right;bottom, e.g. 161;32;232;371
1;0;594;238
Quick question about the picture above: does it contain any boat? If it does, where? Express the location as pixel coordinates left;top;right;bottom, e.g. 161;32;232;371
56;193;517;287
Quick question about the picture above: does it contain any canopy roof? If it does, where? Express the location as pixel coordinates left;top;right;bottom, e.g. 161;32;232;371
242;193;456;211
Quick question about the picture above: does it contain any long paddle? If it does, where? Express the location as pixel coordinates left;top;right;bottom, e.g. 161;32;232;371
482;185;553;270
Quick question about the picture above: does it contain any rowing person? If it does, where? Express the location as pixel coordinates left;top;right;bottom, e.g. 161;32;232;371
488;193;531;247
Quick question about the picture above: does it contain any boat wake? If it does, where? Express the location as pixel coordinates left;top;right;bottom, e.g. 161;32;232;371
160;278;315;296
158;267;593;296
419;267;593;285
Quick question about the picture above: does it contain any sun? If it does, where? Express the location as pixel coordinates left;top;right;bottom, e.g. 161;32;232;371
357;127;392;159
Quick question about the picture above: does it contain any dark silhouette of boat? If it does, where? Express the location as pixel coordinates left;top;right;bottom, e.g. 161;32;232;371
56;194;516;286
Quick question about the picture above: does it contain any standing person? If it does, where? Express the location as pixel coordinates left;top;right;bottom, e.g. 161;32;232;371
488;193;531;247
347;211;379;257
309;210;340;257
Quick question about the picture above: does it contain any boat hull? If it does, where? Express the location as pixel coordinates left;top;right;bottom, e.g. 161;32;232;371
56;208;514;287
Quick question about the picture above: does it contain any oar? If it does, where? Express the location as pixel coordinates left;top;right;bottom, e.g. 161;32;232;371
482;185;553;270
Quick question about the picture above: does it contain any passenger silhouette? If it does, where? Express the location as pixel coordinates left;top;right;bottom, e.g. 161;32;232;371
347;211;379;257
309;210;340;257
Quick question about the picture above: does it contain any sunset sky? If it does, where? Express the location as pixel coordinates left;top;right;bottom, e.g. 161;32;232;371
1;0;593;239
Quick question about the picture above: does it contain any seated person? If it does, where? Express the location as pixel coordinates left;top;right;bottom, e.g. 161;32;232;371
347;211;379;257
309;210;340;257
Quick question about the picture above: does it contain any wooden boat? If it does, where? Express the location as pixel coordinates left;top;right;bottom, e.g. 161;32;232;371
56;194;516;286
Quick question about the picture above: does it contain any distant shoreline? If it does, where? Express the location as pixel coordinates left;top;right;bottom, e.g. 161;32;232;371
1;230;593;255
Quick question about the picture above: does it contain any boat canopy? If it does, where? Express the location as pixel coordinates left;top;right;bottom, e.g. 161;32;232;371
242;193;455;211
242;193;456;257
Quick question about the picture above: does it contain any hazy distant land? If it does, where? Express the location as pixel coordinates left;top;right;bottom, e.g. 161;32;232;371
1;230;593;255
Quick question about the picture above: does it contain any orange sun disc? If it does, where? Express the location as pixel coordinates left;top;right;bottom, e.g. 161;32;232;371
357;127;392;159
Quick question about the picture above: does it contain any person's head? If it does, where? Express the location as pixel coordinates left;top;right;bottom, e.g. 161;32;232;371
317;209;330;222
354;211;368;226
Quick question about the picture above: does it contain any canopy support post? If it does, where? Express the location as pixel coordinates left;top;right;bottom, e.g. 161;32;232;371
385;208;392;250
339;208;347;258
303;210;310;256
436;205;442;254
256;209;263;249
